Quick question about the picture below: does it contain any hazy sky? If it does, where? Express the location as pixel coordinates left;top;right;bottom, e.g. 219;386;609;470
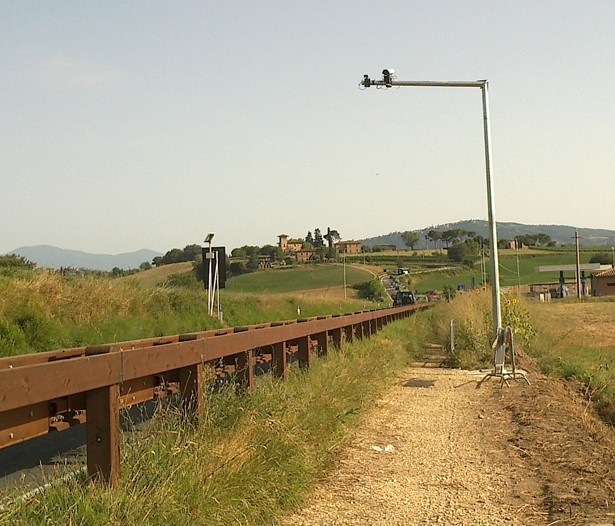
1;1;614;254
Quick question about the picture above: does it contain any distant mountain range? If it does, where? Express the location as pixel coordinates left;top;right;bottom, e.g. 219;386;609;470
359;220;615;249
4;245;162;271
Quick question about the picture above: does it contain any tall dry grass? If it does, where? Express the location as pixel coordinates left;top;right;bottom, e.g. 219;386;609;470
0;272;381;357
430;290;492;368
429;290;537;369
0;272;219;356
0;273;157;324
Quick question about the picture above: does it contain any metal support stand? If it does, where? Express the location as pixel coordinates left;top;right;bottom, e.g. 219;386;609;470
477;326;530;388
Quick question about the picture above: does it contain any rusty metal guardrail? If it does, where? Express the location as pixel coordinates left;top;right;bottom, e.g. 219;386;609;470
0;304;430;486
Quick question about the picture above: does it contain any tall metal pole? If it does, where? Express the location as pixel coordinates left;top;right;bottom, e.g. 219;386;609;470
360;73;503;337
207;240;213;316
481;82;502;336
215;251;221;319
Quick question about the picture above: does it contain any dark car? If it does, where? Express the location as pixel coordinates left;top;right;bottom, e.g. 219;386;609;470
393;291;416;306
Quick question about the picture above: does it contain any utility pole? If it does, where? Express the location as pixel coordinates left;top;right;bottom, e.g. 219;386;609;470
575;230;581;300
515;238;521;299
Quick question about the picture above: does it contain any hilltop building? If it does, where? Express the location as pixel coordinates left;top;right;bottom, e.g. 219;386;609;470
296;248;318;263
335;240;362;254
278;234;303;253
509;240;529;250
249;254;272;271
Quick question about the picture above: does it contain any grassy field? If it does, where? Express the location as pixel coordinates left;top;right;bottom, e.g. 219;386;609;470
2;314;429;525
408;251;599;293
525;298;615;422
225;264;373;294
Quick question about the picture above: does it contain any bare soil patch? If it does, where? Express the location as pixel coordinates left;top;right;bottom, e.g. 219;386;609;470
282;353;615;525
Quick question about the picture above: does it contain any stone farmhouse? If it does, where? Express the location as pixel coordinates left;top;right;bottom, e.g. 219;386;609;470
278;234;362;262
335;240;362;254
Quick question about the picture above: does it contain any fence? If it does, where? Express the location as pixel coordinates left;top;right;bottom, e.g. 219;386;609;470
0;304;429;486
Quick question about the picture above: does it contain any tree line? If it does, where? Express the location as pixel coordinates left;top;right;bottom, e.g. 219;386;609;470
398;229;556;267
401;229;554;251
401;229;489;250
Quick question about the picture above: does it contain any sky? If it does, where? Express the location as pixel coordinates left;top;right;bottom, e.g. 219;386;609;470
1;1;614;255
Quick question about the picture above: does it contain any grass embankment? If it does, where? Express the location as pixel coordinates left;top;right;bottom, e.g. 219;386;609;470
127;262;193;287
0;270;368;358
2;314;428;525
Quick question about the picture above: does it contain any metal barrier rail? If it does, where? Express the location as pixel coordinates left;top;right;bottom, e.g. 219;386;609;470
0;304;429;485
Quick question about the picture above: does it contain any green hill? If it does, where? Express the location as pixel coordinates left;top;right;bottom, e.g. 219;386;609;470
360;220;615;249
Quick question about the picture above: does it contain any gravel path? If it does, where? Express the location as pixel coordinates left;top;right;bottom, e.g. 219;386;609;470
283;367;545;525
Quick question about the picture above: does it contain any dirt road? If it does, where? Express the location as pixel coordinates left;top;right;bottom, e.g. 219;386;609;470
283;359;615;525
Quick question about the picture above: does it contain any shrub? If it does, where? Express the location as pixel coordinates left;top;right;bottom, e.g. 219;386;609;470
353;280;386;302
590;252;613;265
0;254;35;269
0;319;29;356
502;297;536;350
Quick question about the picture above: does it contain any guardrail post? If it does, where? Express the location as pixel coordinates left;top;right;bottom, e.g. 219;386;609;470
272;342;287;380
179;363;203;419
355;322;364;340
370;319;377;334
315;331;329;356
363;320;371;337
86;384;120;485
297;336;311;369
235;350;254;390
344;324;354;344
331;328;343;351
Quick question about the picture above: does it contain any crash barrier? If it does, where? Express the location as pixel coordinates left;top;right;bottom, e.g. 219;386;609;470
477;326;531;388
0;304;430;486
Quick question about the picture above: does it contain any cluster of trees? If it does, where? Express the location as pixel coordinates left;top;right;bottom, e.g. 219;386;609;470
402;229;487;250
0;254;35;269
228;245;284;277
447;239;481;265
303;228;342;250
152;244;202;267
401;229;556;253
302;228;341;261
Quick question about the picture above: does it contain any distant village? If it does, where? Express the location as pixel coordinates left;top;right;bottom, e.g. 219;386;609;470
236;232;362;271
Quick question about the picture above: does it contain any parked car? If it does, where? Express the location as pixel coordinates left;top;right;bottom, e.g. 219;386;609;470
393;291;416;306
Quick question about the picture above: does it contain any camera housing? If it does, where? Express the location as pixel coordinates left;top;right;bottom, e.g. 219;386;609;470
382;69;396;87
